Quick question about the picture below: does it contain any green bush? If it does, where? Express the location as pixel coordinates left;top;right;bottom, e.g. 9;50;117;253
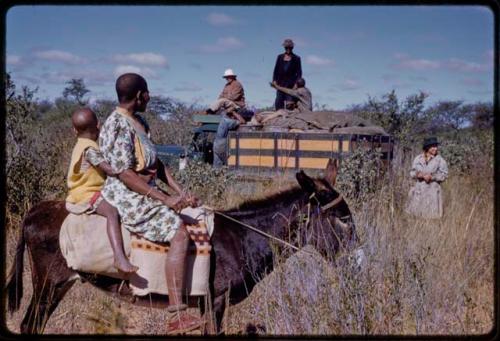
438;129;493;174
336;146;383;204
172;159;233;204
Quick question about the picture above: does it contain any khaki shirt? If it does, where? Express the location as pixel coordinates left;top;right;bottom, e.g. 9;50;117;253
275;85;312;113
219;80;245;107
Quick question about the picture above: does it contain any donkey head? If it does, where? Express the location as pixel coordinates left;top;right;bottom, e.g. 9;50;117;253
295;159;356;254
295;159;347;216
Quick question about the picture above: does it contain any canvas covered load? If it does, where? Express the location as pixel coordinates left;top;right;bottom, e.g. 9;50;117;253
249;110;388;135
59;206;214;296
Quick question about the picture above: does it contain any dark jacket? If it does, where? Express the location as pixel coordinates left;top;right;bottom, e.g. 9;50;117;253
273;53;302;88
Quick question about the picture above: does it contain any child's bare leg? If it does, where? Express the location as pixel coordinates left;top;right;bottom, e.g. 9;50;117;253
96;199;138;273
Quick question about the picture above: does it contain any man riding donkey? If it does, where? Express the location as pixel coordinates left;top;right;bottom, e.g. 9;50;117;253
95;73;204;333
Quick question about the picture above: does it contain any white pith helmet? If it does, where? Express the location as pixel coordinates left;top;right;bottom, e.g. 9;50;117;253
223;69;236;78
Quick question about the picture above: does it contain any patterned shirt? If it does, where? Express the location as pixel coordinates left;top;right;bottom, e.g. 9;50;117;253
98;108;182;243
80;147;105;173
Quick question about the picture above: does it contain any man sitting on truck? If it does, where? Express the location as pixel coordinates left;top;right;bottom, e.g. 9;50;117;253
213;110;246;168
250;78;312;126
271;77;312;113
206;69;246;115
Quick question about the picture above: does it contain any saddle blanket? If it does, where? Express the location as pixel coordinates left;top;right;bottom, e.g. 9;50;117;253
59;205;214;296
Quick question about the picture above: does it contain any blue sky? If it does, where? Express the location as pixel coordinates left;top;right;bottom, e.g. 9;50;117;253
6;5;494;110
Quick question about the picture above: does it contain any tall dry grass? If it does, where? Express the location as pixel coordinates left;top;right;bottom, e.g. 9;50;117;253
222;165;494;335
5;159;493;336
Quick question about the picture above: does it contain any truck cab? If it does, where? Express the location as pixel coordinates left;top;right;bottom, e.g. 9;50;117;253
156;114;220;168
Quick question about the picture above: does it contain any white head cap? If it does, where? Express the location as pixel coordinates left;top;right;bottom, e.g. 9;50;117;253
223;68;236;78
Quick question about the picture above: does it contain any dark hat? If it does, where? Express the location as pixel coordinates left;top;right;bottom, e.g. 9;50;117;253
423;137;440;150
282;39;294;48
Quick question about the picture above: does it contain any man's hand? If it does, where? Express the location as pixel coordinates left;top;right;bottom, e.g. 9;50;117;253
270;81;277;89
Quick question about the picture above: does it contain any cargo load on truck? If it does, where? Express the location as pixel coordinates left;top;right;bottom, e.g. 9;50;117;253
247;110;388;135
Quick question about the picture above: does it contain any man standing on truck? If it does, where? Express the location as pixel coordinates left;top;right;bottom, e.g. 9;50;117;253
206;69;246;115
213;110;246;168
273;38;302;110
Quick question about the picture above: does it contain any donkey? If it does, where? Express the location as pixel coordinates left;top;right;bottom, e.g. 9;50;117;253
6;159;357;335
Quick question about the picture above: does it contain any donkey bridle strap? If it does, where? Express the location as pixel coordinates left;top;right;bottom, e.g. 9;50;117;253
321;195;344;212
309;192;345;212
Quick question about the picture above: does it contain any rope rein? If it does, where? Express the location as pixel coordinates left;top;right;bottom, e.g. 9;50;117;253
214;211;314;254
206;191;350;256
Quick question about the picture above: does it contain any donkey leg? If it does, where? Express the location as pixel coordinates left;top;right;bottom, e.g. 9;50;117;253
21;277;77;334
198;296;211;335
213;294;227;335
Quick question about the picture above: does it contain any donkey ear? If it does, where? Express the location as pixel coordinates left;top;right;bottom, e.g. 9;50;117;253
325;158;339;186
296;170;317;194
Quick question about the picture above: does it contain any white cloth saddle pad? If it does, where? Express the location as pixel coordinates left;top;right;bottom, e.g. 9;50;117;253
60;205;214;296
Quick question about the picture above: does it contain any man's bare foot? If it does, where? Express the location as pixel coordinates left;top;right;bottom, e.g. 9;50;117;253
166;311;202;334
114;258;139;273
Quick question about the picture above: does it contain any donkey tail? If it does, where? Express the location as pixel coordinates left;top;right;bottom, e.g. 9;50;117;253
6;227;25;313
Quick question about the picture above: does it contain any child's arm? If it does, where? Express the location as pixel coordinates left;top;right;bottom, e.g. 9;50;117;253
84;147;117;177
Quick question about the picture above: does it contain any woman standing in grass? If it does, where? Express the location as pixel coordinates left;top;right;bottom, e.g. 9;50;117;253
406;137;449;219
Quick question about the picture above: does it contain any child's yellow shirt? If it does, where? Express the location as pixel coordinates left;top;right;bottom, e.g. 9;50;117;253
66;138;106;204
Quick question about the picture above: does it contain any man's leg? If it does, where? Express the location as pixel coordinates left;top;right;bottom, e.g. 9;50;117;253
208;98;227;113
95;199;138;273
212;139;226;168
166;225;201;333
210;98;239;114
274;90;285;110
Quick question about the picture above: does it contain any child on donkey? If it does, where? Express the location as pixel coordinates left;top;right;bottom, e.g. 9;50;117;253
66;108;138;273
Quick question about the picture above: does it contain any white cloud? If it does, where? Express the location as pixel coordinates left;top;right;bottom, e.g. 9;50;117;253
40;69;113;86
207;12;236;26
392;53;491;73
394;57;441;71
199;37;244;53
305;55;334;66
111;52;169;68
33;49;87;64
113;65;159;79
7;54;25;66
445;58;488;72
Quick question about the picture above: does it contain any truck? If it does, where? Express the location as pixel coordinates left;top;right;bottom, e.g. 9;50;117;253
156;113;395;175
